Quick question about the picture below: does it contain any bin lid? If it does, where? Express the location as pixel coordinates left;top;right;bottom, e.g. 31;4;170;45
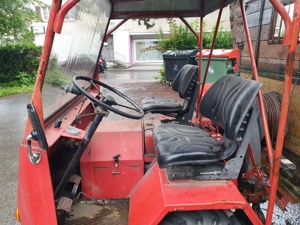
196;49;239;59
163;49;198;57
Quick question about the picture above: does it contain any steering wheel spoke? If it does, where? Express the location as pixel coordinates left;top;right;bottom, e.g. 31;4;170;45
73;76;144;119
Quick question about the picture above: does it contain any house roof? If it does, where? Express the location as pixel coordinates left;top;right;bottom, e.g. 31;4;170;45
110;0;237;19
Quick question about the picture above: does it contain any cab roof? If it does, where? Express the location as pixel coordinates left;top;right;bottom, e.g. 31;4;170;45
110;0;237;19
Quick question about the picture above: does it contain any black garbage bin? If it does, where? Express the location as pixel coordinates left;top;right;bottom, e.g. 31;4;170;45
163;49;198;81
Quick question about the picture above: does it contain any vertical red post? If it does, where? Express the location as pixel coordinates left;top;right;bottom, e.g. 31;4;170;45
238;0;274;185
195;15;204;118
196;0;225;118
24;0;62;142
265;0;300;224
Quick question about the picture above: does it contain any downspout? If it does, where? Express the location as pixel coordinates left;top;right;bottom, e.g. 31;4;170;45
254;0;266;70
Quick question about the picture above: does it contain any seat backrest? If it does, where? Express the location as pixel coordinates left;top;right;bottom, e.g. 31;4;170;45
172;64;198;99
200;75;262;142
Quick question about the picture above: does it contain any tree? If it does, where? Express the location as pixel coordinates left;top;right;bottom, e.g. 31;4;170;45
136;19;155;29
229;1;244;49
0;0;42;44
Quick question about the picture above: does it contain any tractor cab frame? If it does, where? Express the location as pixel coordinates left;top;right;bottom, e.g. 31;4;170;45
16;0;300;225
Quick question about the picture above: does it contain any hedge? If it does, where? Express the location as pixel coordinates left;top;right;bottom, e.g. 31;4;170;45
0;44;42;84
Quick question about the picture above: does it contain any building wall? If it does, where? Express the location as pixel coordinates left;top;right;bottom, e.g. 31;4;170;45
241;0;300;76
241;0;300;159
113;30;131;64
33;1;230;65
106;6;230;65
30;0;52;46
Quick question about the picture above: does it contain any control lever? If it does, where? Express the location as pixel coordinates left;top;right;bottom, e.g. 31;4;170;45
112;154;121;174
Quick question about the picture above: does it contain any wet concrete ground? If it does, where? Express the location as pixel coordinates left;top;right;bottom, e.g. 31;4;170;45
0;65;299;224
0;93;31;225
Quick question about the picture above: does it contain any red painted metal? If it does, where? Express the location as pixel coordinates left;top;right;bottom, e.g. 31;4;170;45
178;16;199;44
195;14;204;118
18;1;62;223
23;0;62;140
104;15;132;42
197;0;225;116
242;144;265;181
269;0;292;46
17;146;57;225
199;49;239;58
53;0;80;34
106;12;202;44
238;0;274;187
196;49;240;72
196;0;205;84
276;185;297;210
198;15;204;82
266;0;300;224
128;162;263;225
143;118;161;155
144;130;155;155
80;120;144;199
17;0;300;224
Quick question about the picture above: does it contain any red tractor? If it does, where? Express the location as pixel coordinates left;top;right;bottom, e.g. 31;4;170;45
16;0;299;224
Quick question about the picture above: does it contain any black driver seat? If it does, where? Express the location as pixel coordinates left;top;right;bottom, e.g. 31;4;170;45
142;64;198;121
153;75;262;173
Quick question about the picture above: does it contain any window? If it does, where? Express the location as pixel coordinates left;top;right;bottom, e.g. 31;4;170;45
134;40;162;62
35;6;50;21
268;3;299;44
42;7;50;21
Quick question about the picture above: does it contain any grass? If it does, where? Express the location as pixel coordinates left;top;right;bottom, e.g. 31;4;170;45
0;85;34;97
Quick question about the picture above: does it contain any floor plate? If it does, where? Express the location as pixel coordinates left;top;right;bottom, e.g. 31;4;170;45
65;200;129;225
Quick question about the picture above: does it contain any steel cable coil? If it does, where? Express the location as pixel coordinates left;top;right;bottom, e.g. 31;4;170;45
262;92;284;143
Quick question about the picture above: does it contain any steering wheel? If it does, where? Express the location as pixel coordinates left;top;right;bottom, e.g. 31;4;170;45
72;76;144;119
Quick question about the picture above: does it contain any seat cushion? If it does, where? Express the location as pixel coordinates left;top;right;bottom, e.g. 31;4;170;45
142;97;181;113
153;124;223;168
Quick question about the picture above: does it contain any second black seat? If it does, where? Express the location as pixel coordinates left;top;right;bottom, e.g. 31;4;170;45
142;64;199;123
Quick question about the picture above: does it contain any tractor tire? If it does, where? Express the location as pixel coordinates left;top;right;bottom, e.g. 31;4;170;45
159;210;244;225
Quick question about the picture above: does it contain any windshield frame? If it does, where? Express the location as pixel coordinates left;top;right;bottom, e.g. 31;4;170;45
38;0;112;123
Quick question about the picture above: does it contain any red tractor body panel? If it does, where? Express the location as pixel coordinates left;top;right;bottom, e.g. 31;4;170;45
128;162;263;225
80;120;144;199
17;146;57;225
15;0;300;224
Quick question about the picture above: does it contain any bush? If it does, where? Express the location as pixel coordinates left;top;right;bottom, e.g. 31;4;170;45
153;64;167;83
157;19;233;54
203;30;233;49
158;19;198;53
0;44;42;85
45;55;70;87
17;72;36;87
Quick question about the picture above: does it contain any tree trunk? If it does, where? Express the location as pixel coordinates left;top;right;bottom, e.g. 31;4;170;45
229;1;244;48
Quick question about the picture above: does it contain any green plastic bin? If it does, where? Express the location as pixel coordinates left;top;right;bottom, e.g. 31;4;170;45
196;49;240;83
